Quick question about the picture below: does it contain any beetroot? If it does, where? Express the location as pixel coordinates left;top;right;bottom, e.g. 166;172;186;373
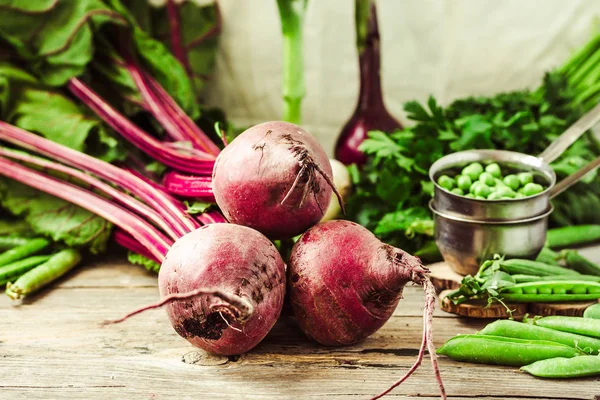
288;220;445;398
100;223;287;356
212;121;343;239
157;224;286;355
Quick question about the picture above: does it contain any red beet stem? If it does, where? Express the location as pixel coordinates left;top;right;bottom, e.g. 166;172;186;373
114;230;161;263
0;121;197;235
196;210;227;225
0;147;181;242
0;157;171;261
68;78;215;174
166;0;191;77
122;47;221;156
162;171;215;200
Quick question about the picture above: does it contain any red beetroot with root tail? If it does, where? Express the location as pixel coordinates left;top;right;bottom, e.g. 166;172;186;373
288;220;445;399
104;224;287;356
212;121;343;239
158;224;286;355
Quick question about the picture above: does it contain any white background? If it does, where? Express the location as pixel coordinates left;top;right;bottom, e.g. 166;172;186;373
204;0;600;154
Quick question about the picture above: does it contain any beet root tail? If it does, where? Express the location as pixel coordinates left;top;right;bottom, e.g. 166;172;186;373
101;288;254;326
370;277;446;399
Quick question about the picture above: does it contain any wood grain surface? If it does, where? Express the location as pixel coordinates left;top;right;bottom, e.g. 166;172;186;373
2;254;600;400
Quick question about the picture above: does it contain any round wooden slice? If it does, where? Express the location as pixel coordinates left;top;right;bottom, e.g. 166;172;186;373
439;290;528;319
529;301;598;317
428;262;463;292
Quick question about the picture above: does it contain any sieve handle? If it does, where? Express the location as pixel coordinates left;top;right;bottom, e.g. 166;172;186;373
538;102;600;164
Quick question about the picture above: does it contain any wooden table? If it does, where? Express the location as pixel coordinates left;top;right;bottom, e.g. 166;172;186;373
2;250;600;400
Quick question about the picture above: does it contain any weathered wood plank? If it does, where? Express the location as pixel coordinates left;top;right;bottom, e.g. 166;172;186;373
2;252;600;400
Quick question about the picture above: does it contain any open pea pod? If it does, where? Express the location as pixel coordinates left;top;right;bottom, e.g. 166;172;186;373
500;280;600;303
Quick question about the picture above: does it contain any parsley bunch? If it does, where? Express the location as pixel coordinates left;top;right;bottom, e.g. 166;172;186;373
347;67;600;259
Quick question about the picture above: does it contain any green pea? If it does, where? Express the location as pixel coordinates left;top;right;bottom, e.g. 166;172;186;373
479;172;496;186
572;286;588;295
485;163;502;178
514;192;525;199
496;186;516;198
464;193;475;198
518;172;534;186
462;162;484;181
470;181;482;194
503;174;520;191
475;195;487;200
456;175;472;191
522;182;544;196
552;287;567;295
438;175;455;190
451;188;464;196
523;287;538;294
474;184;491;198
538;287;552;294
495;178;508;188
487;191;503;200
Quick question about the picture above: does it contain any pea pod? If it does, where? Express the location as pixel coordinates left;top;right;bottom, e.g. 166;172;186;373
521;355;600;378
6;249;81;300
512;274;600;284
499;259;581;277
584;303;600;319
535;247;560;266
500;281;600;302
560;249;600;276
0;238;49;267
478;320;600;354
0;236;32;251
436;334;580;366
546;225;600;249
534;316;600;339
0;255;52;286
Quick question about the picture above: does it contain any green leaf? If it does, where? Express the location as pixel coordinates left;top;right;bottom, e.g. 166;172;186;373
0;63;126;162
185;201;213;215
404;100;432;122
0;0;127;85
374;207;431;236
0;178;112;254
451;114;493;150
127;251;160;273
